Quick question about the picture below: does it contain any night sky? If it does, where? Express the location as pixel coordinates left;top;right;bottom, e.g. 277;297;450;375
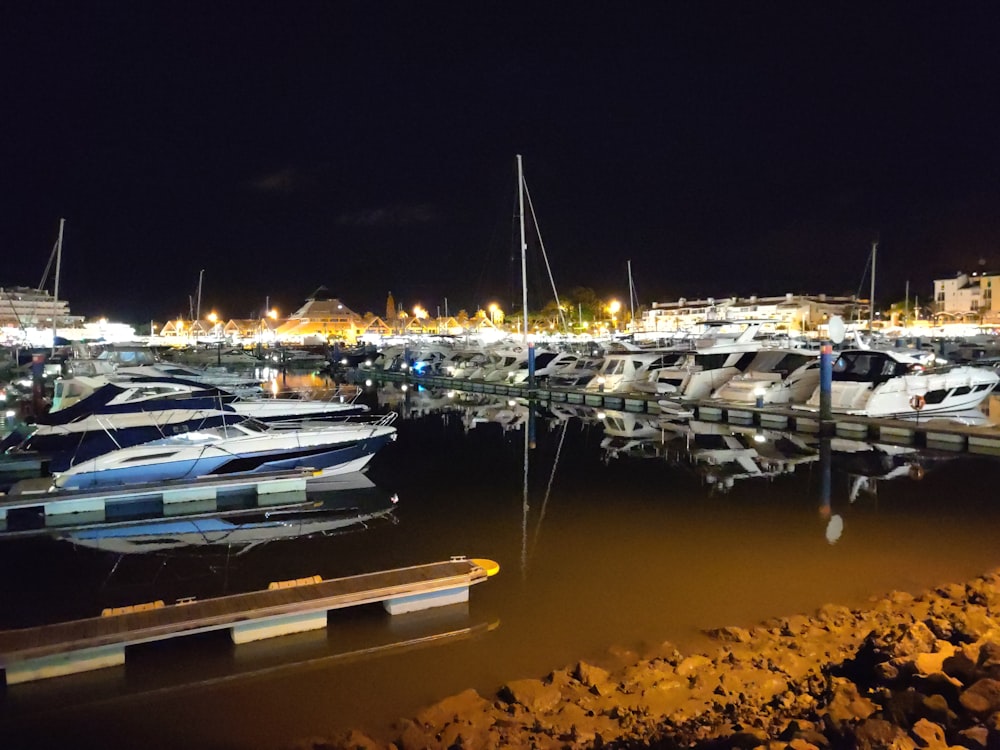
4;2;1000;324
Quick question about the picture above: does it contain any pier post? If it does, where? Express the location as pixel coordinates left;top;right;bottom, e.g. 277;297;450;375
819;342;833;432
528;341;536;390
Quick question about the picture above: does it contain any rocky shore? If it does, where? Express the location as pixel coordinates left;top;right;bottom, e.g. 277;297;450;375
296;568;1000;750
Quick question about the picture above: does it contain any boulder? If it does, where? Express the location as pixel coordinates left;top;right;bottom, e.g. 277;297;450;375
499;678;563;715
574;661;611;689
959;679;1000;717
675;654;712;677
854;717;911;750
916;643;959;675
824;677;878;725
415;689;490;728
910;718;949;749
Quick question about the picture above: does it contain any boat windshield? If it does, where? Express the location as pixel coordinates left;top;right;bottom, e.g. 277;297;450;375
832;351;911;383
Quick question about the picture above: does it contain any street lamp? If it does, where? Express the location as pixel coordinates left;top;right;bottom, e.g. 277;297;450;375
208;311;220;340
609;299;621;330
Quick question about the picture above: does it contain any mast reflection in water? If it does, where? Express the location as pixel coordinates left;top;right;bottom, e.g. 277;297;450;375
3;381;1000;750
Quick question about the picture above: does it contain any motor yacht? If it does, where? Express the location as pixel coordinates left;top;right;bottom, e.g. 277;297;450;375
800;348;999;417
710;348;820;406
51;416;398;490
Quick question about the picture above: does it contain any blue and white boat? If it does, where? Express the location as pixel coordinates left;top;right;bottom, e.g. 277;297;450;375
49;375;369;422
1;407;244;472
51;416;397;490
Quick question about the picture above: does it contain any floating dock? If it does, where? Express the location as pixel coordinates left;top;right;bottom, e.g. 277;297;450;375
0;468;317;530
0;556;499;685
367;370;1000;454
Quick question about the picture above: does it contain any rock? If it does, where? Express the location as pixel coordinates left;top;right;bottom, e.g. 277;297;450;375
883;687;925;727
783;615;811;635
675;654;712;677
921;693;958;727
416;689;490;728
396;719;437;750
910;718;948;749
936;583;967;601
499;678;563;715
913;673;964;708
816;602;855;625
855;717;910;750
956;726;989;750
959;679;1000;717
977;642;1000;673
898;623;940;658
705;625;754;643
916;643;959;675
958;607;1000;640
824;677;878;725
943;649;981;686
574;661;611;689
635;680;687;717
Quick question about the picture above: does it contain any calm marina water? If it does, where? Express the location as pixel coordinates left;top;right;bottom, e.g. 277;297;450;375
3;376;1000;749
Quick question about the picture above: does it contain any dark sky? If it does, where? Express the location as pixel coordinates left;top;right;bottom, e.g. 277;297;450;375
4;2;1000;324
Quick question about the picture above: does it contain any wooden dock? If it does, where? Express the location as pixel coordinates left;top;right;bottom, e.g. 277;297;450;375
0;556;499;685
368;370;1000;454
0;467;317;530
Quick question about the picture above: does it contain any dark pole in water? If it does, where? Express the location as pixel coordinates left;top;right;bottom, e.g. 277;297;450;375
819;341;833;429
528;341;536;390
820;435;831;515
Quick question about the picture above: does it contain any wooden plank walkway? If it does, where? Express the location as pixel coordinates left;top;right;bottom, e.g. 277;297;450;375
0;557;497;684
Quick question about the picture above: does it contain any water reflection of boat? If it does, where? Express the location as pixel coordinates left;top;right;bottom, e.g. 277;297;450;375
58;475;398;554
656;421;818;492
599;411;664;461
829;437;955;501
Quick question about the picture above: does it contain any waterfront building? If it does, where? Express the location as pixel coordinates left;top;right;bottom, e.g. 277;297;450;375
0;286;83;330
640;294;862;335
273;287;363;343
933;271;1000;324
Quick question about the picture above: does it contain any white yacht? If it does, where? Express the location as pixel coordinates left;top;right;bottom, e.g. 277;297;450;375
584;347;681;393
630;320;766;400
800;348;999;418
710;348;820;406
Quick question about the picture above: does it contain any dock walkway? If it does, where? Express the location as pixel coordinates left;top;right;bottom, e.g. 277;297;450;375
368;370;1000;454
0;556;498;685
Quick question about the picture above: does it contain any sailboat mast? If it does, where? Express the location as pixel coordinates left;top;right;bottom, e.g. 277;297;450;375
196;269;205;322
868;241;877;332
627;259;635;332
51;217;65;352
517;154;528;343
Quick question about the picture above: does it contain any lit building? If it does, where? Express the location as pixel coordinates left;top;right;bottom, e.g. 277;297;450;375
641;293;862;335
0;286;83;330
274;286;363;343
933;271;1000;323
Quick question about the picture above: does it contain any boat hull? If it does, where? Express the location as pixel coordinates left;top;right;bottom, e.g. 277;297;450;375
55;430;396;490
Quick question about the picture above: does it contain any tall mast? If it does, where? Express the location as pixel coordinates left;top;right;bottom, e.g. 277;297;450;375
196;269;205;322
517;155;528;343
627;259;635;331
51;217;65;352
868;241;877;332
